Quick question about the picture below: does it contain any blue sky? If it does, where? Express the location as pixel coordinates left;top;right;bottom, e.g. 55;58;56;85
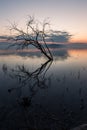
0;0;87;43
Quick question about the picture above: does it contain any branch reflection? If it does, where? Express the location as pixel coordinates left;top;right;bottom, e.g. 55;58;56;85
2;59;52;108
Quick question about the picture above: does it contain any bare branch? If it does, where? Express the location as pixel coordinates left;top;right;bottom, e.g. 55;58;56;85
8;16;53;60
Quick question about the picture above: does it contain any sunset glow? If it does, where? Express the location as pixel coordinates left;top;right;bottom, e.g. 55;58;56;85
0;0;87;43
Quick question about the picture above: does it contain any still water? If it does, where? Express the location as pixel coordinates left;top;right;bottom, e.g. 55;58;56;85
0;48;87;130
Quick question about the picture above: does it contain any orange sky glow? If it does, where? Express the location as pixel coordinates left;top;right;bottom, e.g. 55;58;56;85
0;0;87;44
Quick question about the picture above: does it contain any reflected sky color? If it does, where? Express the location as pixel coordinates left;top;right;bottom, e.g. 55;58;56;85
0;49;87;129
0;48;87;68
0;0;87;43
68;49;87;64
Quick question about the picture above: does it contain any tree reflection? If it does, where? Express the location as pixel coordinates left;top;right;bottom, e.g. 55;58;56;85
2;59;52;108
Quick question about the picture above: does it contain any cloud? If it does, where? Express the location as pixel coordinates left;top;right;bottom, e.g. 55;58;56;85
0;30;72;44
46;30;72;43
0;36;13;41
0;36;8;39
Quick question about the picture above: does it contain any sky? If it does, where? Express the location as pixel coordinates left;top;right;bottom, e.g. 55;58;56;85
0;0;87;43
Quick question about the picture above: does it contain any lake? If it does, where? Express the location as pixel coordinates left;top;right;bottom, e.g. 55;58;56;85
0;48;87;130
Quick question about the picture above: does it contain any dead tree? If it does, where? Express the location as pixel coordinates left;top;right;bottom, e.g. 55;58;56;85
8;16;53;60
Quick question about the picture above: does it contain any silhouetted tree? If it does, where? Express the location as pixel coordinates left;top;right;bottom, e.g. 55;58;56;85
8;16;53;60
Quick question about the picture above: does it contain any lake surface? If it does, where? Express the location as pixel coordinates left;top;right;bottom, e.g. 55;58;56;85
0;48;87;130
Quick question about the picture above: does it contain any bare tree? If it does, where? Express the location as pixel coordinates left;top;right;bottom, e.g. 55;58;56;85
8;16;53;60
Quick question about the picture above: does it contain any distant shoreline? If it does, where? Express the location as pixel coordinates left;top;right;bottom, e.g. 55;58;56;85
0;42;87;50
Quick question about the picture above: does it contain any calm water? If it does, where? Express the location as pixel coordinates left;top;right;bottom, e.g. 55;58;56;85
0;48;87;130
